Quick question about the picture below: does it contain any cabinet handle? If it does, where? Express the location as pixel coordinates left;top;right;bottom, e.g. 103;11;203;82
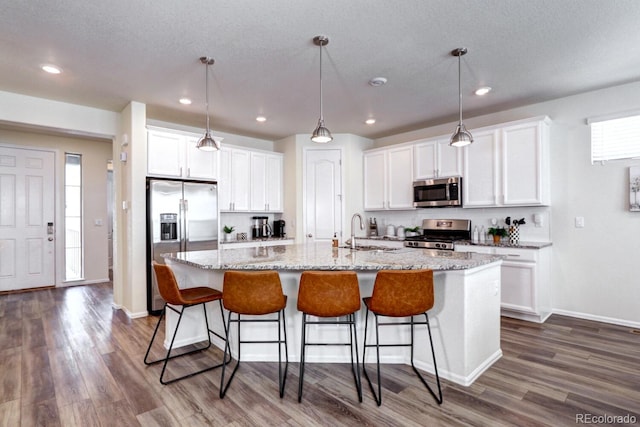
180;167;183;176
187;167;191;177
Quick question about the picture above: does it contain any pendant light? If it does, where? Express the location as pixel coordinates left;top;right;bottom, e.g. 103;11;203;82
197;56;220;151
449;48;474;147
311;35;333;143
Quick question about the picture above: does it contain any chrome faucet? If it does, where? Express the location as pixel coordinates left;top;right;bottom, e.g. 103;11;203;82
350;213;364;249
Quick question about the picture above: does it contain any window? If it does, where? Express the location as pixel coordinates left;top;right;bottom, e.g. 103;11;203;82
65;153;83;280
589;113;640;163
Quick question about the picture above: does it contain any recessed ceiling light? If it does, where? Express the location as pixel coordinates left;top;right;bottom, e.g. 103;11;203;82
41;64;62;74
256;116;267;122
475;86;492;96
179;98;192;105
365;118;376;125
368;77;387;87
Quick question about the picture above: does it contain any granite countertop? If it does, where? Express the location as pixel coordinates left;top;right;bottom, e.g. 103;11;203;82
456;240;552;250
164;242;503;271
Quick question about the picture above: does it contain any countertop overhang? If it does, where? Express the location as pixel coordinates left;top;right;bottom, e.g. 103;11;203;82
163;242;503;271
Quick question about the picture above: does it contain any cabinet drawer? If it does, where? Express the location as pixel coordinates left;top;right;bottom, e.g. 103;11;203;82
492;247;537;262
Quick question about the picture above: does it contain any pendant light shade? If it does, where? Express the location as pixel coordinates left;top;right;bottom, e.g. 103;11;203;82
449;48;473;147
311;35;333;143
197;56;220;151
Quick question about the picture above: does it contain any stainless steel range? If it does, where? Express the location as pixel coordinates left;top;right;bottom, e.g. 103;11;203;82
404;219;471;250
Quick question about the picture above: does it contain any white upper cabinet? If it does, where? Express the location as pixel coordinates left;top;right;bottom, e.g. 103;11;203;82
463;117;550;208
220;146;283;212
364;145;414;210
147;128;219;180
219;146;251;211
414;137;463;179
250;151;283;212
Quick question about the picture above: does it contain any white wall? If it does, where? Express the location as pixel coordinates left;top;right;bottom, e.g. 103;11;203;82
0;128;113;285
374;81;640;326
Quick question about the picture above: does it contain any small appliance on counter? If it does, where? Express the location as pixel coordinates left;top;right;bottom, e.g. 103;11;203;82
273;219;286;237
251;216;272;239
368;217;378;237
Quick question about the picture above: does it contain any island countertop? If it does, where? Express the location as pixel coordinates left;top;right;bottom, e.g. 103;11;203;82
164;242;503;271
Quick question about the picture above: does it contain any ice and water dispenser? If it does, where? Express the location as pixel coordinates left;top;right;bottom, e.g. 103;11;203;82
160;213;178;241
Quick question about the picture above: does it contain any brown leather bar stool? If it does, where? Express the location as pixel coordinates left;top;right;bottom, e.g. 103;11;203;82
144;261;228;385
220;270;288;398
362;269;443;406
297;271;363;403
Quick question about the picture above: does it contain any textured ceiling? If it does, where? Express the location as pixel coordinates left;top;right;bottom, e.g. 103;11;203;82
2;0;640;140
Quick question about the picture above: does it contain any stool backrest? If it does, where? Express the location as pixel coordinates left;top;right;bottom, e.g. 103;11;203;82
298;271;361;317
369;269;434;317
223;271;286;315
152;262;184;305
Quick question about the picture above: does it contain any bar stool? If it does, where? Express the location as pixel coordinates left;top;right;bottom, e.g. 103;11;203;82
144;262;228;385
362;269;443;406
297;271;362;403
219;270;288;398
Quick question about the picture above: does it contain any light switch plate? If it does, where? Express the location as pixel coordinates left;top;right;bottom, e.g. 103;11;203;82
575;216;585;228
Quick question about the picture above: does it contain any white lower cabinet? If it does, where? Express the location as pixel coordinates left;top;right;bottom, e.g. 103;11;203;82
455;244;552;322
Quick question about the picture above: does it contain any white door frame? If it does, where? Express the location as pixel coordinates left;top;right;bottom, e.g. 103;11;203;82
301;147;345;243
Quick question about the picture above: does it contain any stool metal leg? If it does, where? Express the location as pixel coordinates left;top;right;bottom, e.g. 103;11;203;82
362;310;443;405
362;307;383;405
220;309;289;399
297;313;307;402
349;313;363;402
144;301;229;385
410;313;443;405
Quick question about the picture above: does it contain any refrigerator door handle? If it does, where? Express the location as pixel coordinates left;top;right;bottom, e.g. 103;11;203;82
182;199;189;249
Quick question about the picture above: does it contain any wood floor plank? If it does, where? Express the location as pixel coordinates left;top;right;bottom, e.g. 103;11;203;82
20;345;55;405
0;400;20;427
3;282;640;426
0;347;21;405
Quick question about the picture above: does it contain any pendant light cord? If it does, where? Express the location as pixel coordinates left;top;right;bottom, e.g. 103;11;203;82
205;61;210;132
458;52;463;126
319;40;324;122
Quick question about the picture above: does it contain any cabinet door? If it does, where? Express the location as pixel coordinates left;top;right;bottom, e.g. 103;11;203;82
219;148;233;211
147;130;183;177
363;151;386;210
230;149;251;211
387;146;414;209
414;140;438;179
501;260;537;314
184;135;219;180
501;121;546;206
437;139;463;178
250;152;267;211
265;154;283;212
463;130;499;207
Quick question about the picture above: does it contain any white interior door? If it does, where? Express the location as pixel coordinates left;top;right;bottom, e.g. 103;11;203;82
0;146;55;291
303;149;342;242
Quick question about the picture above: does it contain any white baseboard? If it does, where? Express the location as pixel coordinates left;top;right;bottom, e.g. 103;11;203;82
552;309;640;329
58;278;110;287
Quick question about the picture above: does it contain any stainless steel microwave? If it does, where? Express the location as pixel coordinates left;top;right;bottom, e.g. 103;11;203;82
413;176;462;208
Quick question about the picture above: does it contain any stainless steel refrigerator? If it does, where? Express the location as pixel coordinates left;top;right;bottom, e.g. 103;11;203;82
146;178;219;313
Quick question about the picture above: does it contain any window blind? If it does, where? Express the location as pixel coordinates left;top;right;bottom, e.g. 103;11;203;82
590;114;640;163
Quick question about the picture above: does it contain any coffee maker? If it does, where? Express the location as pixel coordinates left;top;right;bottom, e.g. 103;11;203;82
273;219;286;237
251;216;272;239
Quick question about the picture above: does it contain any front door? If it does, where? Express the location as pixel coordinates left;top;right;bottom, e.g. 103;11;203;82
0;146;56;291
303;148;343;242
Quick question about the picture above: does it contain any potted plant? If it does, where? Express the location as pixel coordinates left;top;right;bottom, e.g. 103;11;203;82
487;227;507;244
404;226;420;237
223;225;235;242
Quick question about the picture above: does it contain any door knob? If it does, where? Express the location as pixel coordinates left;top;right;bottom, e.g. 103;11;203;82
48;237;54;241
307;234;313;238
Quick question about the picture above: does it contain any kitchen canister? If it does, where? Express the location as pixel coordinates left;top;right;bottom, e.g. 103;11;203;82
508;224;520;245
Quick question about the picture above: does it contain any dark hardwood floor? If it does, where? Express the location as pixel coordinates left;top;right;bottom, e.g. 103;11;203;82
0;282;638;426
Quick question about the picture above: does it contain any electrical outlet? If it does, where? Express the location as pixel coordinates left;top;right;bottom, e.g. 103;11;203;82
575;216;585;228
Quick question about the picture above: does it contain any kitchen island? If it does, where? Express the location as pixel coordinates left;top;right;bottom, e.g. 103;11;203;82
163;243;503;386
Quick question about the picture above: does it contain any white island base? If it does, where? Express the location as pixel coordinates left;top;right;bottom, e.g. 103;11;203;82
165;258;502;387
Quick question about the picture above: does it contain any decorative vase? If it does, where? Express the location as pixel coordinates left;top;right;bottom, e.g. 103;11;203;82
492;234;501;244
223;233;231;242
508;224;520;245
